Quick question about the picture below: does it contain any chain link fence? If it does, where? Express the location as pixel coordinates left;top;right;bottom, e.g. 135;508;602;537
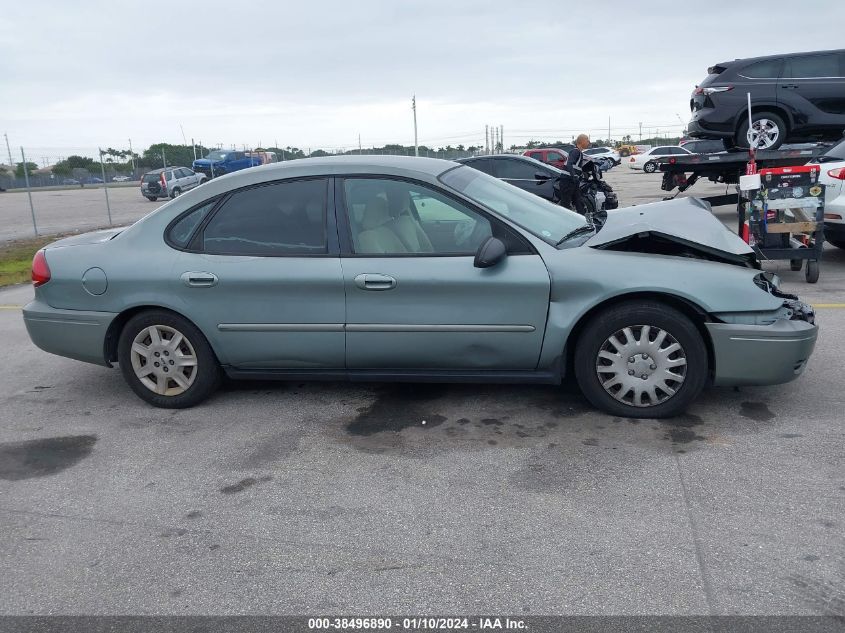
0;145;484;241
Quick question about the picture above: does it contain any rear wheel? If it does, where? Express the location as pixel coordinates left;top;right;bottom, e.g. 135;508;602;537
736;111;786;150
170;187;182;199
145;196;157;201
574;301;708;418
643;161;658;173
117;310;221;408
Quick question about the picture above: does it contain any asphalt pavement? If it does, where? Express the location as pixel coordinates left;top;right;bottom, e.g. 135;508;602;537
0;167;842;616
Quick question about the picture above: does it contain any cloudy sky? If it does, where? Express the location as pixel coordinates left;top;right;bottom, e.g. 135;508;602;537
2;1;844;161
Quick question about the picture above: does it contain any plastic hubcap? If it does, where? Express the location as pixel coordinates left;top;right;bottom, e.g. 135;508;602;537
130;325;198;396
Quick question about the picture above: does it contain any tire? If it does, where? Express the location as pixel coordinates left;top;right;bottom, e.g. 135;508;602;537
805;259;820;283
643;161;657;173
790;259;803;271
826;237;845;250
117;310;221;408
145;196;157;201
736;111;787;151
574;301;709;418
170;187;182;199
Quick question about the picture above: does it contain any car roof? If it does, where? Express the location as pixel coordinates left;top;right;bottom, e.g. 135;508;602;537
714;48;845;68
144;167;187;174
458;154;562;173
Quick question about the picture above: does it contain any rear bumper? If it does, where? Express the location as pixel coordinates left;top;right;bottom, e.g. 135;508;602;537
706;319;817;386
688;117;735;140
23;299;116;367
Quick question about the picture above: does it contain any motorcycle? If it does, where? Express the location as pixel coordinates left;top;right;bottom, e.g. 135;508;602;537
579;159;618;222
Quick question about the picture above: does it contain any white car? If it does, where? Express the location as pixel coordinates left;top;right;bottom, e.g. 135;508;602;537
628;146;692;173
584;147;621;165
112;175;132;182
813;138;845;250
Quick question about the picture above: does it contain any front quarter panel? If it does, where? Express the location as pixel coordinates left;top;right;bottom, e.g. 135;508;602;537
536;247;782;368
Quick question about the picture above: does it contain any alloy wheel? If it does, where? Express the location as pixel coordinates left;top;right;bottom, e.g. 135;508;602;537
595;324;687;407
746;118;781;149
130;325;198;396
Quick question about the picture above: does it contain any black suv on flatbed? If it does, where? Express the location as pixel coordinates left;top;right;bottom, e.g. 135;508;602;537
688;49;845;150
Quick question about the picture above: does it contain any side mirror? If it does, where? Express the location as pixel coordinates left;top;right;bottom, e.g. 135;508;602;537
535;172;551;182
474;237;507;268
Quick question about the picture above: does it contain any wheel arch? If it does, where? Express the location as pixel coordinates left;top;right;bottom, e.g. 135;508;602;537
562;291;715;379
104;304;220;365
735;104;793;135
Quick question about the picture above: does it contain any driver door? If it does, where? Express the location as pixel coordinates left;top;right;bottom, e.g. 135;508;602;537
339;177;551;370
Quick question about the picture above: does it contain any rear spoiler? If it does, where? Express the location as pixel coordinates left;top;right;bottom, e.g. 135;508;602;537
707;62;733;75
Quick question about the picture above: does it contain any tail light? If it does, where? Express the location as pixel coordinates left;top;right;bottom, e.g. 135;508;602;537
32;250;51;287
827;167;845;180
160;173;167;190
694;85;733;96
824;213;842;220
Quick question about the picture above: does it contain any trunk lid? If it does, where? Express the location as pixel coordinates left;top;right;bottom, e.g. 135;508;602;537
46;228;124;249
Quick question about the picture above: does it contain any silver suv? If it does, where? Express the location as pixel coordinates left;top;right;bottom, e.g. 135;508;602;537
140;167;206;201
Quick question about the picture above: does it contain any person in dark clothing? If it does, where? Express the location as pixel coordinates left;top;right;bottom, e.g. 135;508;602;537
558;133;591;213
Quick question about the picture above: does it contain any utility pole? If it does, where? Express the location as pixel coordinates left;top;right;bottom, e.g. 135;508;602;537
608;116;611;146
412;95;419;157
4;133;13;172
359;133;362;154
128;138;136;174
20;147;37;235
485;125;489;154
638;122;642;142
500;125;504;152
162;147;166;169
180;124;187;145
98;148;113;226
192;137;197;162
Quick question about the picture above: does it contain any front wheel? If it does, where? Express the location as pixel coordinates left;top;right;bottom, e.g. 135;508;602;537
117;310;221;408
170;187;182;199
643;161;657;173
145;196;157;201
574;301;708;418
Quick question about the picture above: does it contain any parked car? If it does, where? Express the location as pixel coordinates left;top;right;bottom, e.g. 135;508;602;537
678;139;726;154
628;146;692;173
584;147;621;165
112;175;132;182
523;147;573;169
61;178;80;186
84;177;104;185
458;155;561;202
689;49;845;150
192;150;262;179
811;136;845;249
23;156;817;418
616;144;639;157
140;167;206;201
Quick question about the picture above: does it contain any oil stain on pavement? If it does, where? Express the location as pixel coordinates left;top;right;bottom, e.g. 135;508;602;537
0;435;97;480
740;401;776;422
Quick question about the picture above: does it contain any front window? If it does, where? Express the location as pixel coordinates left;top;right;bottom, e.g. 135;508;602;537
206;151;228;161
440;166;584;246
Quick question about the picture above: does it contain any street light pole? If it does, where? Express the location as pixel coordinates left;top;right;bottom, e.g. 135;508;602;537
412;95;418;157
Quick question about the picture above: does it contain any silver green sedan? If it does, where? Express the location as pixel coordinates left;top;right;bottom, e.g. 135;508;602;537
23;156;817;418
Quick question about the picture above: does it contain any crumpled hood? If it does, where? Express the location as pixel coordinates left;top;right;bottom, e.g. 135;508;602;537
46;228;124;249
585;197;753;257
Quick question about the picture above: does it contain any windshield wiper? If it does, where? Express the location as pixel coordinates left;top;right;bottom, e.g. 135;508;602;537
555;223;595;246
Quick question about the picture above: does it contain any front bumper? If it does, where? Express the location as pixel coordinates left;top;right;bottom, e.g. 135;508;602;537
23;299;117;367
706;319;817;387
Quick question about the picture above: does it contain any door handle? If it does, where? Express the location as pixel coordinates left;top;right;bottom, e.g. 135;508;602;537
782;84;798;89
181;271;218;287
354;273;397;291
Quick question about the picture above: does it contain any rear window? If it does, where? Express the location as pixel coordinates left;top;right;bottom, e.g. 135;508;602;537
142;173;160;183
824;139;845;161
738;59;782;79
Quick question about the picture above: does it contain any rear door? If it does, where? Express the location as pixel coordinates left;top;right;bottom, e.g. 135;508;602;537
338;176;550;370
170;177;345;369
496;158;557;201
779;52;845;133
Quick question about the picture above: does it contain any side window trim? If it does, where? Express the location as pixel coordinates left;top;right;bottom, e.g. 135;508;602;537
336;174;534;258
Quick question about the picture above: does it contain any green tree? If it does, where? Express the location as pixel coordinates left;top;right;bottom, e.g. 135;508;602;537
15;162;39;178
141;143;206;169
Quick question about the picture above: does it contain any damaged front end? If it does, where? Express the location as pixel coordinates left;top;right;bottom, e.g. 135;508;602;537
705;272;817;386
584;197;760;268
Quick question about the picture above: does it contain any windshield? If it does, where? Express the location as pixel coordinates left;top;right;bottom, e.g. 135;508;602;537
439;166;585;246
206;151;228;160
